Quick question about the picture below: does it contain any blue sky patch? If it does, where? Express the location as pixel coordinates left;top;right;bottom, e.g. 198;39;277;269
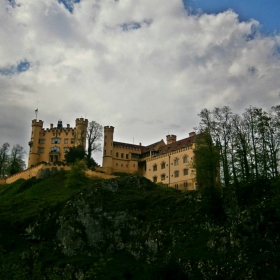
58;0;80;13
121;22;141;32
0;60;30;76
7;0;17;8
185;0;280;35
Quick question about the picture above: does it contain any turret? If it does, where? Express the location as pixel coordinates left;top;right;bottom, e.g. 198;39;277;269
75;118;88;148
57;120;63;129
28;119;43;167
102;126;114;173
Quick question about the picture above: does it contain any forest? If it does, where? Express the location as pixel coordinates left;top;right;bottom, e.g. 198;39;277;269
194;105;280;188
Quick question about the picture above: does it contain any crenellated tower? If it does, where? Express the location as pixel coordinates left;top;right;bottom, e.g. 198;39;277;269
102;126;114;174
28;119;44;167
75;118;88;147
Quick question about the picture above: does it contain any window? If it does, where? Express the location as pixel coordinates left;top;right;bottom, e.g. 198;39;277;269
184;182;188;189
52;138;61;144
174;170;179;178
38;147;44;153
64;147;69;153
126;154;129;159
161;162;166;169
39;139;45;144
153;164;157;171
104;142;106;146
183;155;188;163
174;158;179;166
50;146;60;152
71;138;74;144
161;174;166;181
153;176;157;183
104;150;106;155
116;152;119;157
116;163;118;166
121;153;124;158
184;168;188;176
175;184;179;189
64;139;68;144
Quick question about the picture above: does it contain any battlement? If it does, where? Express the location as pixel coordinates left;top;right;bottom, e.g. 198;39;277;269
75;118;88;126
104;126;114;132
32;119;44;127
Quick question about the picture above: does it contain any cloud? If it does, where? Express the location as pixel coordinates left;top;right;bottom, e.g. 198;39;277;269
0;0;280;165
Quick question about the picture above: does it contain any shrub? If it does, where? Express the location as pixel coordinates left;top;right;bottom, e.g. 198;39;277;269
65;160;88;188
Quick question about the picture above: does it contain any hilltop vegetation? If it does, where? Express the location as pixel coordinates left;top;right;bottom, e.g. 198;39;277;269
0;169;280;279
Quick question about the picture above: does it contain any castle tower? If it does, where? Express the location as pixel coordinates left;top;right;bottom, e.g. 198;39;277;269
102;126;114;174
166;134;177;144
75;118;88;147
28;119;44;168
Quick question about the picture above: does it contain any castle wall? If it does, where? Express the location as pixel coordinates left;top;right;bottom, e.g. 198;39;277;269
110;145;141;174
3;164;71;185
144;145;197;190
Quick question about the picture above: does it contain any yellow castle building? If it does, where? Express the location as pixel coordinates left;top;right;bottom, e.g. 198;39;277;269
102;126;197;191
27;118;88;168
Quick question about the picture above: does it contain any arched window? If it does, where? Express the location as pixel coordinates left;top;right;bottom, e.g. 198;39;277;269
50;146;60;152
161;162;166;169
183;155;188;163
161;174;166;181
153;176;157;183
174;158;179;166
174;170;179;177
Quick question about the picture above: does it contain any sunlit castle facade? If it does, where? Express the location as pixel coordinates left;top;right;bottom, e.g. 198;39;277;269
28;118;88;168
102;126;197;191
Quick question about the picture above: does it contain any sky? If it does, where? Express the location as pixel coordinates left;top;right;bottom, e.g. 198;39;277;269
0;0;280;165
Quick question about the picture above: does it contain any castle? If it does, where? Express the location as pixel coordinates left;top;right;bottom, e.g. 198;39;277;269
102;126;197;191
27;118;88;168
1;118;198;190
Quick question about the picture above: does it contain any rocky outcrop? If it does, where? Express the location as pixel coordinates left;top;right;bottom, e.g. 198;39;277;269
1;175;280;279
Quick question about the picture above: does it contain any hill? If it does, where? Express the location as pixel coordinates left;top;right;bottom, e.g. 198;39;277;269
0;170;280;279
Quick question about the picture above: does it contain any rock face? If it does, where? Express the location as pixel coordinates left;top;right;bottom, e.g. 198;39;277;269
1;175;280;279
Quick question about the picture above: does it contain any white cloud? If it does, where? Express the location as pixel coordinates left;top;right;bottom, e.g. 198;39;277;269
0;0;280;165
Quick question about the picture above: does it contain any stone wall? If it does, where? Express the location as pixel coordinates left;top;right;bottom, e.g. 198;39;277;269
0;163;71;185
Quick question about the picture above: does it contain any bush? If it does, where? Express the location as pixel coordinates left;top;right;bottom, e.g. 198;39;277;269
65;160;88;188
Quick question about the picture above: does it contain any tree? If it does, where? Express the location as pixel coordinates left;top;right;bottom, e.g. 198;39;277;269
0;143;10;177
86;121;103;168
64;146;85;165
194;131;220;189
8;144;25;175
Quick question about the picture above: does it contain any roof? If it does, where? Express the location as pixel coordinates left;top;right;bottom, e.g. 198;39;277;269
157;134;196;155
113;134;196;155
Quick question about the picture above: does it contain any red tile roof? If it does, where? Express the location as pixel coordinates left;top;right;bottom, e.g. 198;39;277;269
113;134;196;155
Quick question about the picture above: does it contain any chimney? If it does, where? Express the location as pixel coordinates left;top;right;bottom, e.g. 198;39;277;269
166;135;177;144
